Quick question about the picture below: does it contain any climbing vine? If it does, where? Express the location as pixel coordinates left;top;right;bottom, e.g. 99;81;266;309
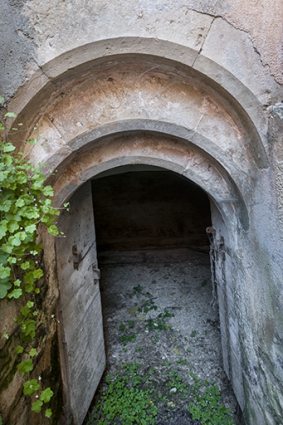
0;95;61;419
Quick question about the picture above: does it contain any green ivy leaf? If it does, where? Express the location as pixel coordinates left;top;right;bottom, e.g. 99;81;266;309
40;387;54;403
16;171;28;184
19;231;27;241
0;127;58;413
25;224;36;234
45;409;52;418
4;112;17;118
7;220;20;233
33;269;43;279
0;265;11;279
0;280;12;298
0;171;9;182
47;225;58;236
7;288;23;299
22;319;36;338
14;199;23;209
9;234;21;246
3;143;16;152
0;251;9;265
31;179;45;190
8;257;17;265
29;348;37;357
24;272;35;285
30;250;39;256
20;304;32;318
0;95;4;104
42;186;54;197
2;154;12;166
21;206;40;219
0;222;8;238
29;138;38;144
0;200;12;212
21;261;31;270
31;400;43;413
23;379;40;396
16;345;24;354
18;359;33;376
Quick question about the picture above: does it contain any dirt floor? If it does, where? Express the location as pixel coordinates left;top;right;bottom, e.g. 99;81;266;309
85;248;240;425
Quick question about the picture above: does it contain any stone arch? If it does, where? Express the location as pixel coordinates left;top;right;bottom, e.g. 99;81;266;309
53;130;246;424
10;39;266;423
51;128;248;232
11;37;268;170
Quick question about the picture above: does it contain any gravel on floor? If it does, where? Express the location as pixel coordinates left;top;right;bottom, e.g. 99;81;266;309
84;248;239;425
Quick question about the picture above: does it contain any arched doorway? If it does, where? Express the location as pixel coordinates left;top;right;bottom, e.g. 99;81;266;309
10;42;267;424
55;131;245;424
89;166;238;423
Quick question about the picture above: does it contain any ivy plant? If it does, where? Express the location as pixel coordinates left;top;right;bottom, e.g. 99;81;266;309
0;95;60;418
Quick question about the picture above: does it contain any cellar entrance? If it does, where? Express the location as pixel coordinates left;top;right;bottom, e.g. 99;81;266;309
83;167;238;423
56;153;244;425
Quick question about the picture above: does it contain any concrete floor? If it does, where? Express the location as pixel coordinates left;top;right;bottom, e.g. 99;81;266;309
86;248;239;424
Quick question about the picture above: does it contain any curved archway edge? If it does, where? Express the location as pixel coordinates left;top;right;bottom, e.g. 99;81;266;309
53;132;246;424
10;37;268;169
49;127;249;231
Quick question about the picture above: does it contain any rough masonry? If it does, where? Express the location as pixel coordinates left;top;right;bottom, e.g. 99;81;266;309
0;1;283;424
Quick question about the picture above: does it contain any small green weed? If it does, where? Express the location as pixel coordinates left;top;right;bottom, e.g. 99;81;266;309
106;281;236;425
138;299;158;313
118;322;137;346
135;346;142;353
146;308;175;332
87;362;158;425
126;285;143;298
87;361;236;425
177;357;189;365
188;376;236;425
120;333;136;345
128;320;135;328
133;285;143;294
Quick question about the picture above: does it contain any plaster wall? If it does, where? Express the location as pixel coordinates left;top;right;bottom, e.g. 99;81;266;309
1;1;283;425
1;0;283;100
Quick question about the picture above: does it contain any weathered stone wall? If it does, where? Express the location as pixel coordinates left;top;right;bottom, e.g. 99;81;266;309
0;1;283;424
0;248;63;425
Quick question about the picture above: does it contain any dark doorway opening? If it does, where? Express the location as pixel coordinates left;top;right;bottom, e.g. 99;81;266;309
92;169;211;253
85;168;238;424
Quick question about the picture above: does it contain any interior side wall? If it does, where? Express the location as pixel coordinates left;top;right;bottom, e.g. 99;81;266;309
210;202;245;411
92;171;211;251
